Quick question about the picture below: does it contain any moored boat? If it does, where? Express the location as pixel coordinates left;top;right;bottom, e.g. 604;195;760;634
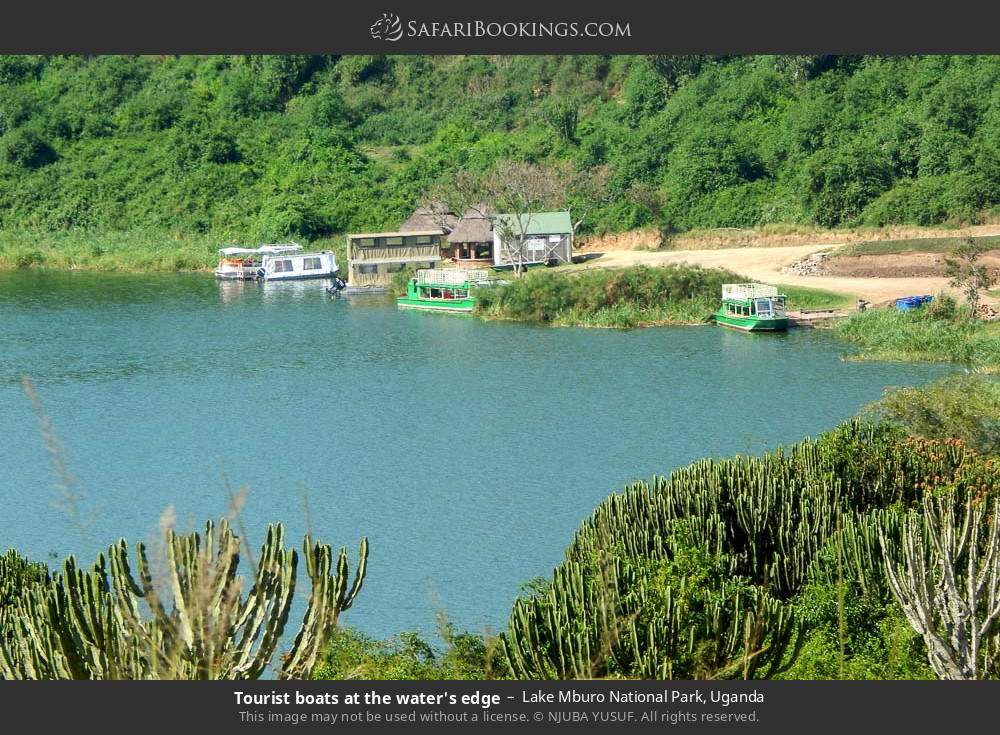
214;244;339;281
259;249;338;281
396;269;490;313
715;283;789;331
215;244;302;280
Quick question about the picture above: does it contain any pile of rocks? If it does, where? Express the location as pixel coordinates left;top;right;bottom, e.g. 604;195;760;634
781;251;831;276
974;302;999;321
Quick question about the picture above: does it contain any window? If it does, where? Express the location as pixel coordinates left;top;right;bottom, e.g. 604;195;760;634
357;263;378;275
386;263;404;273
414;235;432;244
411;262;431;270
357;238;375;247
302;257;322;270
525;238;546;258
273;259;293;273
386;236;404;246
475;243;492;259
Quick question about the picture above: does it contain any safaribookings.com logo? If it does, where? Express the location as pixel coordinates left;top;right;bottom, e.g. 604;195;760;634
370;13;631;41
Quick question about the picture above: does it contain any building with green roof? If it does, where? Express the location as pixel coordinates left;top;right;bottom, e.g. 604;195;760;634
491;210;573;269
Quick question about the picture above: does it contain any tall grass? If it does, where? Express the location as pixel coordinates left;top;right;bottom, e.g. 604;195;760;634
0;229;222;272
835;299;1000;370
475;265;740;328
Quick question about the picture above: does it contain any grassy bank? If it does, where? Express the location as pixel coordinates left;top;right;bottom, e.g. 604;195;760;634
0;229;349;273
0;229;220;272
475;264;739;328
777;283;856;311
835;299;1000;371
837;234;1000;257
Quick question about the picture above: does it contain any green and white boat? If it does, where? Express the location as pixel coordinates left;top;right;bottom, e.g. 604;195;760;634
396;268;490;313
715;283;789;331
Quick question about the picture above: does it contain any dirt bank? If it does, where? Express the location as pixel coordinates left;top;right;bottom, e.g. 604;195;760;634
820;250;1000;279
578;223;1000;252
571;244;978;305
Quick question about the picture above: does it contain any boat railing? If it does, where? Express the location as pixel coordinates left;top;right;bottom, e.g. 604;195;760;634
416;268;491;286
722;283;778;300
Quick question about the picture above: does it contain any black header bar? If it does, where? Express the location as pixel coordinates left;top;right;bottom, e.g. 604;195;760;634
3;0;1000;54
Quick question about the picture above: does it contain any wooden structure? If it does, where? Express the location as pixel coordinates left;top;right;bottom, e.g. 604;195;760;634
345;231;442;290
445;206;495;267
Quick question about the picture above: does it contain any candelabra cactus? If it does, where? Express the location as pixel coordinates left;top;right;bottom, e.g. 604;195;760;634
0;520;368;680
882;489;1000;680
502;549;801;679
504;423;982;680
0;549;50;676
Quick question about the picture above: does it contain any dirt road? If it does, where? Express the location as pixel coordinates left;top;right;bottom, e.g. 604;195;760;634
578;243;960;305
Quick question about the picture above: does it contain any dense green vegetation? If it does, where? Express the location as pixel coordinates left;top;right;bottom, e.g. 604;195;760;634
835;296;1000;370
2;54;1000;270
313;625;506;680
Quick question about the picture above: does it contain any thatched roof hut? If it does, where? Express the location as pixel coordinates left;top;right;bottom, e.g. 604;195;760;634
400;203;458;233
447;205;495;244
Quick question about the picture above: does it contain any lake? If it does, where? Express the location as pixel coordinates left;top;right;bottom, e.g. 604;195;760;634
0;270;951;639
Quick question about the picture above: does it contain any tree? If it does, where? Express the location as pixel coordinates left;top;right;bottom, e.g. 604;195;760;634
422;160;610;276
540;97;579;144
945;238;996;320
881;490;1000;680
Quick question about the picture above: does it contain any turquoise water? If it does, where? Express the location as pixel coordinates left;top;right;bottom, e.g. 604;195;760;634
0;271;950;638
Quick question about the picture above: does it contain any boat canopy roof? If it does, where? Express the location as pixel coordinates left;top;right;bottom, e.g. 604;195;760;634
218;243;302;256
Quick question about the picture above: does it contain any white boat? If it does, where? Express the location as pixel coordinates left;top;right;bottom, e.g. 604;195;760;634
215;244;302;280
214;244;339;281
260;250;338;281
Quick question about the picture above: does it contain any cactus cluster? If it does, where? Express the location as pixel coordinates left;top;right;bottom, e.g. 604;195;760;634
0;549;50;661
502;421;988;679
0;520;367;680
503;551;801;680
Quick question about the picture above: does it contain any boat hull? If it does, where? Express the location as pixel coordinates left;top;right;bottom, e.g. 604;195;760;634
263;270;339;281
396;297;475;313
714;310;789;331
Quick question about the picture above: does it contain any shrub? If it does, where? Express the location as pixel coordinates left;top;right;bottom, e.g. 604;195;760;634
862;375;1000;455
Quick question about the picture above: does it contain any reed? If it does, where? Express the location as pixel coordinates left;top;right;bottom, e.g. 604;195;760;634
0;229;222;272
834;303;1000;370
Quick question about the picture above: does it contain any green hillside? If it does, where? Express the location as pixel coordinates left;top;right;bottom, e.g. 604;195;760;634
1;55;998;243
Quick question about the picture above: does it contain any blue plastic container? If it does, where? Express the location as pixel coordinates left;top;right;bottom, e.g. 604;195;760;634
895;295;933;311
